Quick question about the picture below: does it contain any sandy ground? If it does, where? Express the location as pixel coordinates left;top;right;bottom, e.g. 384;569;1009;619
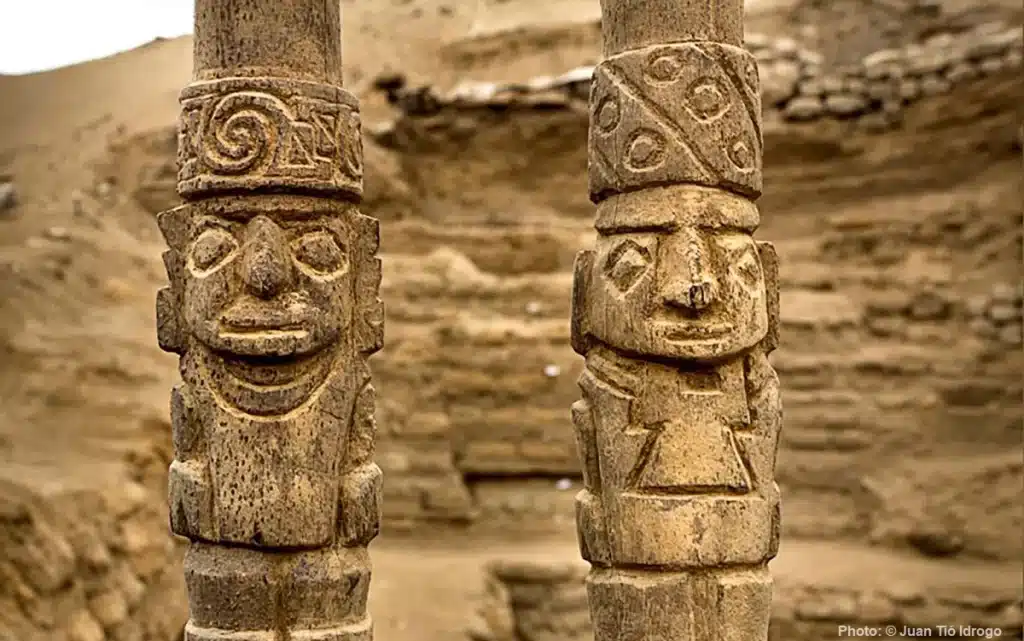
369;532;1020;641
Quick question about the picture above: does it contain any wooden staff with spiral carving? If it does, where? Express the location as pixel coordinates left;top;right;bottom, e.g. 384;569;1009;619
156;2;384;639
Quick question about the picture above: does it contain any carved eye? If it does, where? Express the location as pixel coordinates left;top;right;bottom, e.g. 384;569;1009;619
733;245;762;286
189;228;238;274
292;230;347;276
604;239;652;292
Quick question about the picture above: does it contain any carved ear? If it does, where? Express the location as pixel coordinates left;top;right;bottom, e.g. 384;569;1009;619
353;214;384;356
162;250;183;283
347;381;377;467
756;241;780;354
157;205;190;251
570;250;595;356
156;287;184;354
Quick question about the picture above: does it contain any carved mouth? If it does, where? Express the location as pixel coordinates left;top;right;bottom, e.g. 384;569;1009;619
217;298;315;341
217;349;329;387
209;326;316;358
218;324;310;339
657;321;734;342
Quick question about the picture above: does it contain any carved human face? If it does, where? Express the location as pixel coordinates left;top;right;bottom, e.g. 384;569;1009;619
576;187;768;362
181;203;354;415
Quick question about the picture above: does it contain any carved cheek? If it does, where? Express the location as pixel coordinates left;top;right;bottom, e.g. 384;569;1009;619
296;268;353;335
720;239;770;348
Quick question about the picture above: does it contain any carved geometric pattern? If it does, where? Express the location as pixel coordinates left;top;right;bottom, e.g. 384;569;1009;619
604;238;652;292
627;418;751;495
177;78;363;198
576;347;781;568
589;42;763;202
585;353;753;497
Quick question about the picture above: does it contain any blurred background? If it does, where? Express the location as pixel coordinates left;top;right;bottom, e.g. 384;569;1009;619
0;0;1020;640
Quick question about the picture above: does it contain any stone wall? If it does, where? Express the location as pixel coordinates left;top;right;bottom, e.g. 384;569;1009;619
468;559;1023;641
375;21;1022;130
366;210;1024;557
0;475;183;641
774;207;1022;560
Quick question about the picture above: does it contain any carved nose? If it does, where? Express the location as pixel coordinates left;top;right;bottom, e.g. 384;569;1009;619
662;277;716;310
240;216;292;299
660;229;717;311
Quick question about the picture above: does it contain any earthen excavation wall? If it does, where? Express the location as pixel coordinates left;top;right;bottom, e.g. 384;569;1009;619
365;22;1023;563
115;23;1024;562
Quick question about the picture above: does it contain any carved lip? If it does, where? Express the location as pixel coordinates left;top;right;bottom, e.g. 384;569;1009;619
218;326;309;337
213;299;320;356
219;298;315;330
218;349;329;387
657;321;734;342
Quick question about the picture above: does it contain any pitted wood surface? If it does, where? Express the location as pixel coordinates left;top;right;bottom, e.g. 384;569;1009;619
571;1;781;639
158;2;383;640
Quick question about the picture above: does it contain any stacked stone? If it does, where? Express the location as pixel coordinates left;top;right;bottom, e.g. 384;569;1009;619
0;480;182;641
966;283;1023;347
746;34;824;109
467;561;590;641
784;22;1023;126
376;21;1022;133
775;584;1024;640
439;66;595;112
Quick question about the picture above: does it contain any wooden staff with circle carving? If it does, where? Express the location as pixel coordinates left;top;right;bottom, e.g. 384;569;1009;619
570;1;783;638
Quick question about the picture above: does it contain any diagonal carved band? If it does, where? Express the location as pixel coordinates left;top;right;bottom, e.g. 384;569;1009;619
589;42;763;202
178;78;363;198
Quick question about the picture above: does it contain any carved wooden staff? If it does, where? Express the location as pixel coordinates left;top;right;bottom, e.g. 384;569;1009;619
570;0;782;639
156;1;384;639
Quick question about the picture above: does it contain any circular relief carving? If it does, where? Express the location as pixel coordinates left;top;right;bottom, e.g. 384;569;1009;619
644;50;685;83
624;129;667;172
726;136;756;173
204;92;290;175
595;95;621;134
685;78;731;123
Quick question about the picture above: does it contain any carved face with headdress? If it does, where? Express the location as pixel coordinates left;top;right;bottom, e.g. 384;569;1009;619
573;185;770;362
158;195;380;416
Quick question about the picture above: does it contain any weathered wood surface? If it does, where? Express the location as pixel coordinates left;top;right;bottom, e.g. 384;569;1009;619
570;1;782;638
157;2;383;639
